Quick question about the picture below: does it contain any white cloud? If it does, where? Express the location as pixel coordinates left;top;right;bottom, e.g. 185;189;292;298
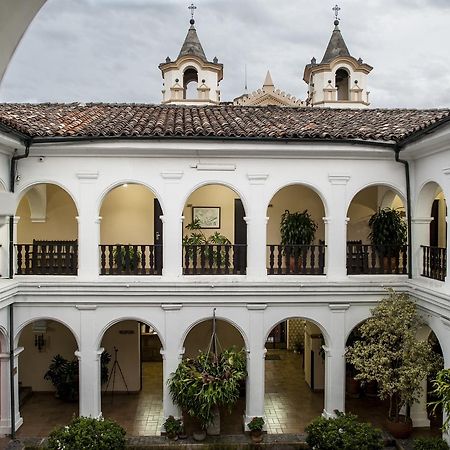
0;0;449;108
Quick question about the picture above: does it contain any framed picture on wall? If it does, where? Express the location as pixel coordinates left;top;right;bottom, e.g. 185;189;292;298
192;206;221;229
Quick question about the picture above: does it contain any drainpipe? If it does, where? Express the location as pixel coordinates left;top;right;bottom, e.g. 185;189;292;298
394;146;412;279
9;144;30;279
8;143;30;439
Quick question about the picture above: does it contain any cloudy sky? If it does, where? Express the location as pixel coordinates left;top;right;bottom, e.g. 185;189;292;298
0;0;449;108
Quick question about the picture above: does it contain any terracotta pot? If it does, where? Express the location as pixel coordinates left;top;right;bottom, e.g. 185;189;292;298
193;430;206;441
385;416;413;439
346;376;361;398
251;430;263;443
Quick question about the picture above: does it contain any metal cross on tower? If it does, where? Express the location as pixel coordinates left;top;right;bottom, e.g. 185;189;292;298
332;4;341;21
188;3;197;20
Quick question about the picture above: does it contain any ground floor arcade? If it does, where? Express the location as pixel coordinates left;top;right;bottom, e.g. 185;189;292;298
0;294;447;441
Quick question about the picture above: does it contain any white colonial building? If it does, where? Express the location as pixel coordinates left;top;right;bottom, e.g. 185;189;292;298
0;6;449;443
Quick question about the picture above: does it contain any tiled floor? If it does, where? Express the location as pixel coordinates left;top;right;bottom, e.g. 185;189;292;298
102;361;164;436
13;351;441;439
264;349;324;433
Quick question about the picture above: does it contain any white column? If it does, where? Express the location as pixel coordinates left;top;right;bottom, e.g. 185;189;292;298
411;217;433;278
325;175;350;280
0;217;9;278
12;216;20;276
76;306;102;418
245;305;266;427
323;304;348;418
76;175;101;280
245;215;268;280
161;304;184;421
0;348;23;435
161;212;183;279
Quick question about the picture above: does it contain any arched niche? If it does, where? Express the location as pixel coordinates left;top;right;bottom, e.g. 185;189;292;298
183;67;198;99
336;68;350;100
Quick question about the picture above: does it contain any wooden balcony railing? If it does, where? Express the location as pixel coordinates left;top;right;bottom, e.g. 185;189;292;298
99;244;162;275
15;241;78;275
346;243;407;275
267;245;326;275
421;245;446;281
183;244;247;275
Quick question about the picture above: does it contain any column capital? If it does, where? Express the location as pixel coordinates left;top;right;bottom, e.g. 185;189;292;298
412;216;433;225
328;303;350;312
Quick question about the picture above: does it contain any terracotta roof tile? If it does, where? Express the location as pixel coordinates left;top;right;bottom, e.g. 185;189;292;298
0;103;449;144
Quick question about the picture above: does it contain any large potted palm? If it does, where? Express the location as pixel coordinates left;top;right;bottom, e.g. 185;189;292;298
280;209;318;271
368;207;407;272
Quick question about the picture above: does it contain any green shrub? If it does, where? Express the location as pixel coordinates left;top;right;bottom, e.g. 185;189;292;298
248;416;265;431
413;437;449;450
47;416;126;450
305;411;383;450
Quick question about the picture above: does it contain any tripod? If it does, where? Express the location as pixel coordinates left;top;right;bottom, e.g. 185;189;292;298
104;346;129;402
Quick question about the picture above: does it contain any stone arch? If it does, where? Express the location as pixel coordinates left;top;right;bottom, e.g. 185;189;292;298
17;181;80;217
15;316;79;349
416;181;444;217
183;66;198;99
180;315;249;354
96;317;165;351
0;179;6;191
264;315;331;349
97;180;165;217
335;67;350;100
181;180;248;218
267;182;328;218
346;182;406;216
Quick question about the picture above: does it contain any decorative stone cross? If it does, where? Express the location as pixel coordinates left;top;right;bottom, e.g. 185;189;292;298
332;4;341;21
188;3;197;20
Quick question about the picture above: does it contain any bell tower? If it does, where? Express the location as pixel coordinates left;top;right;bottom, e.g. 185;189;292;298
303;5;373;108
159;4;223;105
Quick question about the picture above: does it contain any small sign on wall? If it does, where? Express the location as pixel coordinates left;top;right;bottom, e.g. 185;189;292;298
119;330;135;335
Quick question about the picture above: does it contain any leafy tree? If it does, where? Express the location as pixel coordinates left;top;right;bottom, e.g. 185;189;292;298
346;289;442;422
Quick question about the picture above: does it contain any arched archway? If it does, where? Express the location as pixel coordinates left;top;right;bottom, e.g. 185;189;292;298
266;184;326;275
416;182;447;281
181;317;247;435
182;184;247;275
99;183;163;275
15;183;78;275
15;319;79;437
183;67;198;99
100;319;164;436
336;68;350;100
346;184;407;275
264;317;327;434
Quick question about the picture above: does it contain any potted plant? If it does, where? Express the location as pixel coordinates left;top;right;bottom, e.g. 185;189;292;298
430;368;450;431
113;245;141;272
368;207;407;271
280;209;318;271
183;219;231;266
346;289;442;439
167;347;247;438
248;416;265;443
163;415;182;440
45;351;111;402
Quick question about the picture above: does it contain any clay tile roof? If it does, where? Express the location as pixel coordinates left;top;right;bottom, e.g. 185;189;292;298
0;103;449;144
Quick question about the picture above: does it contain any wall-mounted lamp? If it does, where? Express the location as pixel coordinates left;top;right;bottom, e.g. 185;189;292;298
34;333;46;352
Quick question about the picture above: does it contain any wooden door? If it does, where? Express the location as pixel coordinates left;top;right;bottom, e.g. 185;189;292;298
154;199;163;273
